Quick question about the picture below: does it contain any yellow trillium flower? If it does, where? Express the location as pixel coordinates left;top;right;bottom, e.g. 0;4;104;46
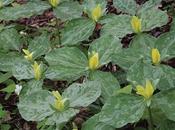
136;80;154;100
52;91;65;111
151;48;160;65
32;61;41;80
89;52;99;70
91;4;102;22
49;0;60;7
22;49;33;61
131;16;142;33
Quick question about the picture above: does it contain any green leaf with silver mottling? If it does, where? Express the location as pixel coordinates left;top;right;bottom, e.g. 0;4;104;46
18;90;55;121
53;1;83;21
90;71;120;101
155;31;175;59
139;8;168;31
89;35;122;66
127;59;162;87
99;94;145;128
0;52;25;72
113;0;137;15
154;89;175;122
100;15;133;39
82;114;115;130
62;81;101;107
0;28;22;51
61;18;95;45
45;47;88;81
46;108;79;126
0;1;50;20
20;80;43;98
12;60;34;80
28;32;51;59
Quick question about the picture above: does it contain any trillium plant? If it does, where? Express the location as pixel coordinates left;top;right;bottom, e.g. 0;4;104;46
0;0;175;130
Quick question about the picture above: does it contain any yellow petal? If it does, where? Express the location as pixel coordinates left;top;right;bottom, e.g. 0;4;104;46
53;99;64;111
89;52;99;70
91;4;102;22
145;80;154;99
52;91;62;101
151;48;160;65
49;0;60;7
32;61;41;80
136;80;154;100
136;85;147;98
131;16;142;33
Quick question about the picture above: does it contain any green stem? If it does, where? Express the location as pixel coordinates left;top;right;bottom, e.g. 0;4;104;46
148;107;154;130
55;18;61;45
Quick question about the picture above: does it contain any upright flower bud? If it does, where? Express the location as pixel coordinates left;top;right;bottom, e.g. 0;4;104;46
52;91;65;111
32;61;41;80
89;52;99;70
151;48;160;65
131;16;142;33
49;0;60;7
22;49;33;61
91;4;102;22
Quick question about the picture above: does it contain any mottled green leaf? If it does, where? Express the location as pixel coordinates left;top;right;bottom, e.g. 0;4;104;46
53;1;83;21
0;28;22;51
154;89;175;121
140;0;162;12
61;18;95;45
89;35;122;66
90;71;120;101
158;65;175;90
0;52;25;72
112;48;141;70
127;59;162;86
101;15;132;38
12;61;33;80
18;90;54;121
82;114;115;130
28;33;51;59
155;31;175;59
63;81;101;107
99;94;145;128
139;8;168;31
45;47;88;80
20;80;43;97
46;108;79;126
0;1;50;20
113;0;137;15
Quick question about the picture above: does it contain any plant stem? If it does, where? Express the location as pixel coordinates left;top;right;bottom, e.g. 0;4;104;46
56;18;61;45
148;106;154;130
